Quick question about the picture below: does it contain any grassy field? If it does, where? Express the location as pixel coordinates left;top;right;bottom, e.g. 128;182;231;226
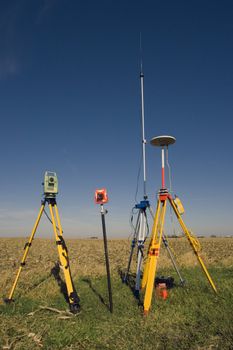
0;237;233;349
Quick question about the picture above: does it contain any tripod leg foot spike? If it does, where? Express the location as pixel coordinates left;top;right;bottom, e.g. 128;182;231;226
69;303;80;314
3;298;14;304
69;291;81;314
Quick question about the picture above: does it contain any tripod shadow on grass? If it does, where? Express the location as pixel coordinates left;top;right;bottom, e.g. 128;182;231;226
118;268;143;307
82;277;111;312
50;262;69;304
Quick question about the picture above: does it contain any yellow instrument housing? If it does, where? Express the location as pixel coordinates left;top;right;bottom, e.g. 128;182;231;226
174;196;185;215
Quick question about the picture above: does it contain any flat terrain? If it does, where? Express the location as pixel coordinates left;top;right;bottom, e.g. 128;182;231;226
0;237;233;349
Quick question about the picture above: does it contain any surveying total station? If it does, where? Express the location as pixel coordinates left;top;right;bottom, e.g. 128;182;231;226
4;171;80;314
141;136;217;315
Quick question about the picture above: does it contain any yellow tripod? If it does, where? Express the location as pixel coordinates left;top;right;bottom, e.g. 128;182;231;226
5;175;80;313
142;136;217;315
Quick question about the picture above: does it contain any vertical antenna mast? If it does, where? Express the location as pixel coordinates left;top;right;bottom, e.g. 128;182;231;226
140;34;147;199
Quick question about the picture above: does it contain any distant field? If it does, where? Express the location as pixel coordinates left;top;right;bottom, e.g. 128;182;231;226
0;237;233;349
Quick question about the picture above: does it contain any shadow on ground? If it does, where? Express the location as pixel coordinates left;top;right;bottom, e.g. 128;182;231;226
82;277;112;312
118;268;143;306
50;262;69;304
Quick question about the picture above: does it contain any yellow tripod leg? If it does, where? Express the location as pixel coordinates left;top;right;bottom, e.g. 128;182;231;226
143;199;167;315
169;197;217;293
5;203;45;302
141;200;161;289
49;203;80;313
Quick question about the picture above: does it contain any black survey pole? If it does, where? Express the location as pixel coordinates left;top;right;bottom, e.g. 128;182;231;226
100;204;113;313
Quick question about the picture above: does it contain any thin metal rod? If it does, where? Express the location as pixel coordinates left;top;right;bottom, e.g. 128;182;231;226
162;236;185;285
100;204;113;313
166;146;176;237
166;146;172;193
140;70;147;199
124;212;140;282
135;209;147;292
161;147;165;188
148;206;184;285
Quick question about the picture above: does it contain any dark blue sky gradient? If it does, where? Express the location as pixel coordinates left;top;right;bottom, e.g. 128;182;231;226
0;0;232;237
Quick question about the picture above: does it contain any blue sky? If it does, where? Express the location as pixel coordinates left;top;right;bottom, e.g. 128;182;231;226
0;0;233;237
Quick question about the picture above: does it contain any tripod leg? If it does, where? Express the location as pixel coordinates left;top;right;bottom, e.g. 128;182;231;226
49;203;80;313
169;197;217;293
143;199;167;315
141;200;161;289
162;236;185;285
123;211;140;283
5;203;45;302
135;210;147;293
149;206;185;285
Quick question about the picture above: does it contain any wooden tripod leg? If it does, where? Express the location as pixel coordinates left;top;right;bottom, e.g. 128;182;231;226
5;203;45;302
143;199;167;315
169;197;217;293
49;203;80;313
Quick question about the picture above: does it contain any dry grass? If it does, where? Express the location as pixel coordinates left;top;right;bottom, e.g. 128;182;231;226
0;237;233;349
1;236;232;283
1;236;233;305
